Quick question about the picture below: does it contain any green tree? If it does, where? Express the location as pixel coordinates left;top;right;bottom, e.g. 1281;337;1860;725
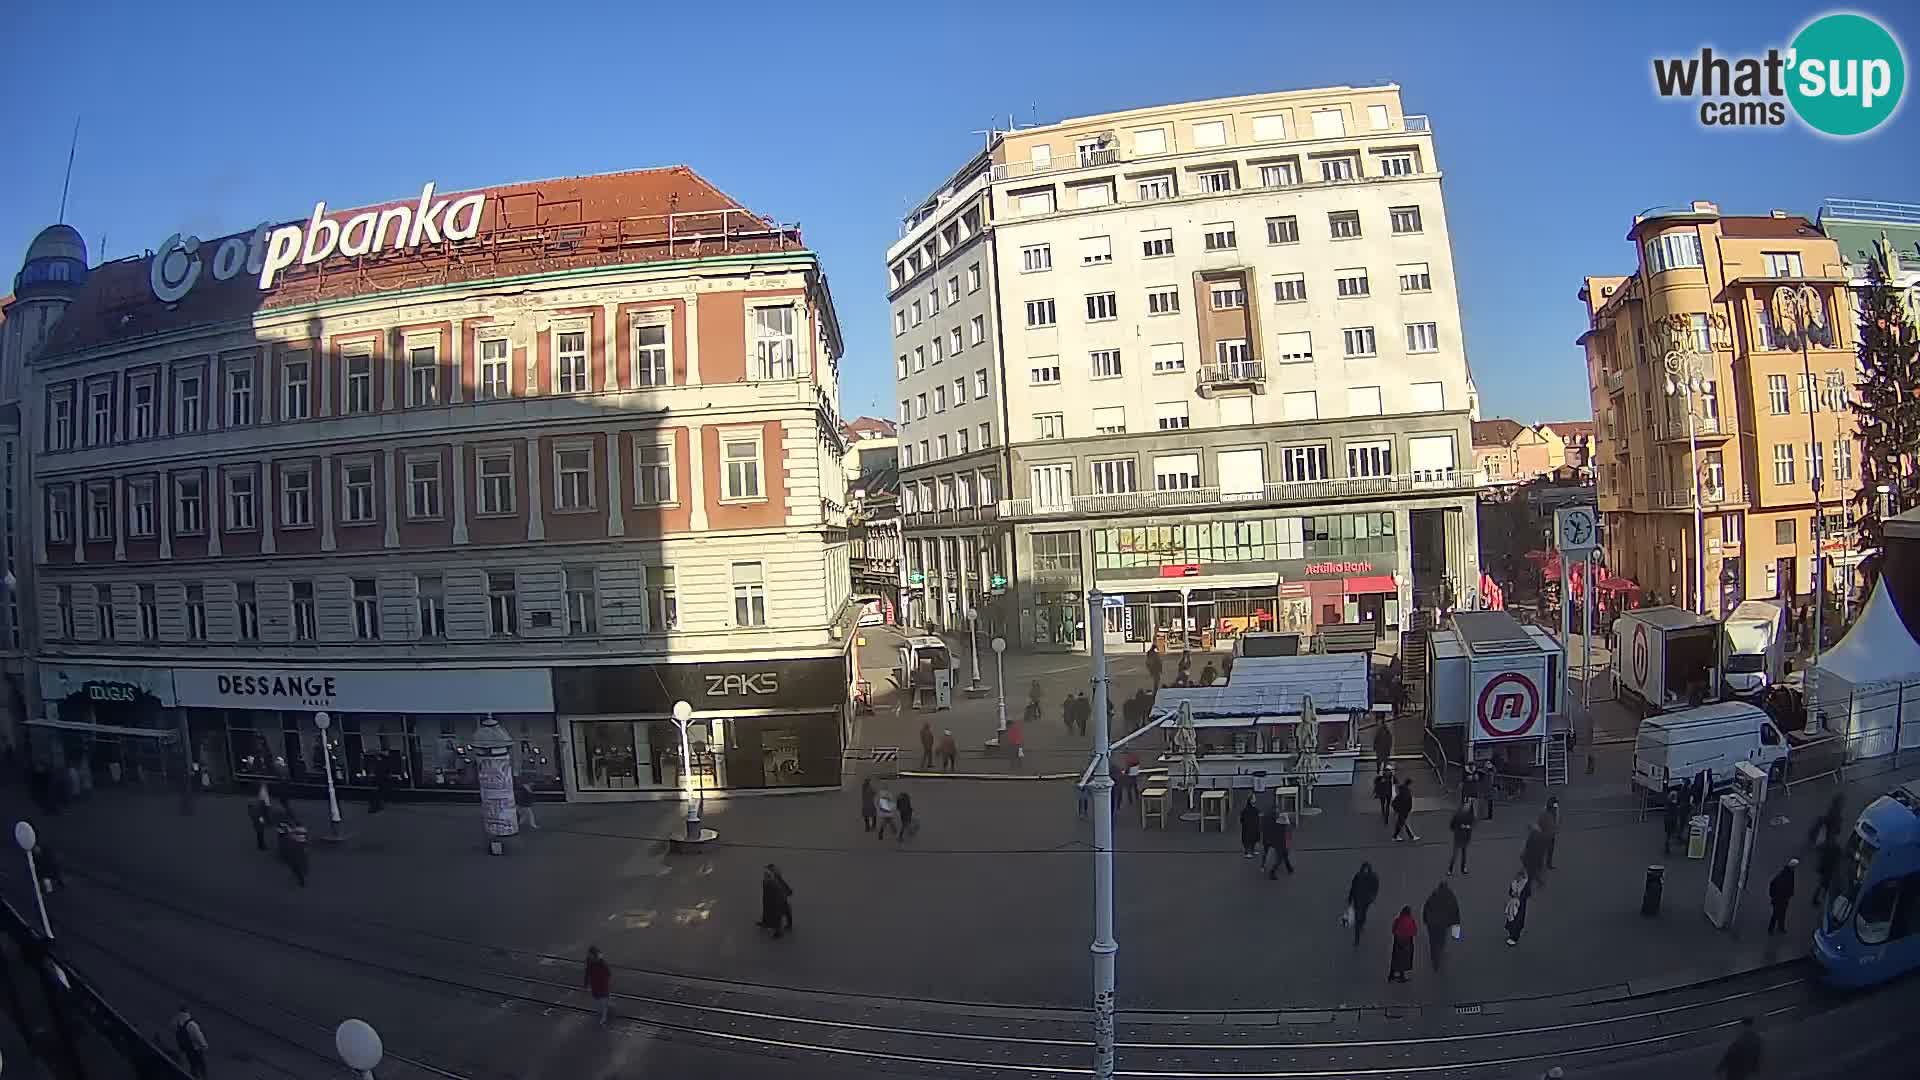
1850;243;1920;579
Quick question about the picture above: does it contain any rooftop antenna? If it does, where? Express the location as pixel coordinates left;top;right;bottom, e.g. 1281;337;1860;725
56;116;80;224
1030;104;1038;127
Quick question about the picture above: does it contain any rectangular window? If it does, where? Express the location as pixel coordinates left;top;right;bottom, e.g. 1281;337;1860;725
1147;286;1180;315
949;327;963;356
915;393;927;419
282;359;310;420
633;324;670;387
1091;458;1137;493
1017;189;1054;215
88;386;112;445
556;330;590;393
478;453;514;514
343;463;375;523
185;584;207;641
171;376;203;437
49;393;73;450
47;487;72;545
488;572;518;637
1721;515;1744;546
956;428;970;455
226;367;254;427
407;345;439;407
1155;401;1190;430
1704;450;1726;495
1282;390;1318;420
1410;381;1445;411
1030;360;1061;385
127;479;156;537
1318;156;1356;183
1405;322;1440;353
1329;211;1362;239
98;597;115;641
1134;127;1168;155
1272;274;1308;303
1141;228;1174;258
1281;445;1331;482
1805;441;1825;485
1764;251;1804;277
1773;444;1795;485
1378;153;1416;176
552;447;593;511
281;466;313;527
975;368;989;397
1151;343;1186;373
979;422;992;448
1342;327;1378;358
645;566;678;631
1025;299;1057;328
1210;283;1247;310
1091;406;1126;435
894;311;907;336
946;276;960;303
1398;262;1432;292
353;578;380;640
932;336;945;364
1259;161;1300;188
635;442;673;505
131;382;155;437
139;586;158;641
1153;453;1202;491
732;562;768;627
291;581;317;641
1768;374;1791;415
87;483;113;540
1390;206;1424;234
1195;168;1235;193
913;347;926;373
225;469;257;530
911;300;922;326
724;436;763;500
1348;386;1384;416
928;288;941;317
933;385;947;412
1335;269;1369;298
1775;517;1796;546
345;353;372;414
1021;244;1053;272
1072;182;1113;209
1275;331;1314;364
53;585;74;639
1798;373;1821;413
416;575;445;638
1349;439;1393;477
407;457;443;518
474;338;513;400
1085;292;1119;321
953;377;968;404
1267;216;1300;245
967;264;981;292
1203;223;1237;250
1192;120;1228;147
969;315;985;345
1034;413;1066;440
565;567;597;635
174;475;203;534
1090;349;1123;379
1136;175;1175;201
1031;529;1081;571
1216;339;1251;368
1834;438;1853;481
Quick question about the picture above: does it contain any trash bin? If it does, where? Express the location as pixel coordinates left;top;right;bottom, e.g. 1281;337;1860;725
1687;814;1710;860
1641;864;1665;916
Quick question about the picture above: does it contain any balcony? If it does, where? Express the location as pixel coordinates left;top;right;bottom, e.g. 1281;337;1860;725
1604;369;1626;395
1196;361;1266;396
1654;413;1730;442
1649;484;1748;510
902;504;1002;530
999;470;1470;519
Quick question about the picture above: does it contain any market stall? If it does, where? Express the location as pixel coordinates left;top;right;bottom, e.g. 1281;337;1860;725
1143;653;1370;789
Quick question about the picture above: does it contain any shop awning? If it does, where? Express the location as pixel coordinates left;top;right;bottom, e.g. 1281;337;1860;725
1098;571;1280;595
28;718;178;740
1343;575;1397;594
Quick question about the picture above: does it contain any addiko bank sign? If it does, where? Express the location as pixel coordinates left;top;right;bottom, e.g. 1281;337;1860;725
150;182;488;302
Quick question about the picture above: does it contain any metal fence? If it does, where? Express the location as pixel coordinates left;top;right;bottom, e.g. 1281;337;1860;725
1784;677;1920;790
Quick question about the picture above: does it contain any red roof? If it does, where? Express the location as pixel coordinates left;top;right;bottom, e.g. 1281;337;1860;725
1472;418;1526;448
46;167;802;357
844;416;897;437
1719;215;1821;240
1542;420;1595;440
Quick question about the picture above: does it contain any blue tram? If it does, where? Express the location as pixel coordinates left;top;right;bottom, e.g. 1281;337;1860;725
1812;781;1920;987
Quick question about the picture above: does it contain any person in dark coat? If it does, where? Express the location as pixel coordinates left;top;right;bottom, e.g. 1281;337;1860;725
860;777;877;832
896;790;916;841
1261;808;1293;878
1391;778;1419;841
1715;1017;1764;1080
759;864;794;938
1767;859;1797;935
1372;723;1393;776
1538;797;1561;869
248;795;270;851
1521;824;1549;887
1061;695;1077;734
1809;793;1845;850
1388;907;1418;983
1199;662;1218;687
1078;692;1094;737
1663;787;1687;855
1447;800;1475;874
367;752;389;813
1373;769;1396;826
1239;796;1261;859
1347;862;1380;946
1422;882;1461;972
919;720;935;770
1146;647;1163;690
1503;869;1533;945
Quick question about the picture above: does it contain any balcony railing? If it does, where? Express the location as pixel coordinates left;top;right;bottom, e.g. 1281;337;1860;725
1604;369;1626;394
903;505;1002;529
999;470;1468;519
988;115;1434;183
1197;361;1266;391
1655;413;1726;441
1650;484;1748;509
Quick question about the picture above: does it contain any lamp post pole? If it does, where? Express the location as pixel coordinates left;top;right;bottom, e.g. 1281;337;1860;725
1085;590;1117;1079
336;1018;384;1080
672;700;701;840
967;607;985;693
313;712;342;841
13;822;51;938
1775;284;1827;731
992;637;1008;733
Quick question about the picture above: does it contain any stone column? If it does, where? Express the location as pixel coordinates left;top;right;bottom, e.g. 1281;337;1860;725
607;434;626;537
525;437;545;542
320;456;337;552
451;445;468;545
382;451;399;548
112;476;126;561
259;462;276;555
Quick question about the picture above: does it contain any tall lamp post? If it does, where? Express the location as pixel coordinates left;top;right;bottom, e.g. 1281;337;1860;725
965;606;987;695
13;821;52;938
1084;590;1117;1079
313;712;343;841
991;637;1008;733
336;1018;384;1080
671;701;702;841
1661;347;1709;615
1774;283;1830;730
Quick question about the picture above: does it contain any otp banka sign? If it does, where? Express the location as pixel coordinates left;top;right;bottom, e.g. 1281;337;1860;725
150;182;488;302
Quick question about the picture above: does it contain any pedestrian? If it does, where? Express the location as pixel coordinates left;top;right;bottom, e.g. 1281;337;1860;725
1538;797;1561;870
860;777;877;832
516;778;540;830
1461;762;1482;819
1006;721;1025;770
248;795;270;852
1177;650;1193;684
1812;833;1842;910
1767;858;1797;936
1809;793;1845;850
937;729;957;771
1199;662;1218;687
1239;795;1261;859
1388;906;1418;982
1373;769;1396;826
1077;691;1092;736
920;720;935;770
1503;869;1533;946
1448;799;1474;875
1262;807;1294;878
1061;694;1077;734
1662;787;1687;856
1372;722;1393;776
282;821;309;887
875;787;899;840
1347;862;1380;947
367;753;389;814
1221;653;1235;680
171;1006;209;1078
1146;647;1163;690
1422;881;1461;973
583;946;613;1025
1123;752;1143;805
1521;824;1548;888
1077;780;1091;821
1714;1017;1764;1080
759;864;795;938
896;789;917;841
1391;778;1419;841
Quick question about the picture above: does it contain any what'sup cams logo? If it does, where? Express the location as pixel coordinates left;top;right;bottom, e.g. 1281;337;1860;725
1653;12;1906;136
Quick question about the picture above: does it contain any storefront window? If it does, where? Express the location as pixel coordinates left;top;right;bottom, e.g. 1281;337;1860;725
230;711;291;779
418;714;481;788
351;714;411;785
502;714;562;788
574;720;642;790
720;714;841;789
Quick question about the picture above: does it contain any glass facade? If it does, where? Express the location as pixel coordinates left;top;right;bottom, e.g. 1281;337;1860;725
569;714;842;792
1092;512;1395;570
214;710;562;792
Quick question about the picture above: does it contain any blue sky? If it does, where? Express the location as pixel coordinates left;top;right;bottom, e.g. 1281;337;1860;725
3;1;1914;425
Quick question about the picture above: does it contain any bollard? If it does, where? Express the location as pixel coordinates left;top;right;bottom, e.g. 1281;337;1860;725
1641;864;1665;916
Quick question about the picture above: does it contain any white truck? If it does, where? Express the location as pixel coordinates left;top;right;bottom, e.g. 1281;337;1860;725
1721;600;1787;699
1612;606;1722;713
1631;700;1791;797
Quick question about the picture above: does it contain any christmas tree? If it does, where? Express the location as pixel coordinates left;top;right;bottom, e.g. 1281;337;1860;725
1850;236;1920;581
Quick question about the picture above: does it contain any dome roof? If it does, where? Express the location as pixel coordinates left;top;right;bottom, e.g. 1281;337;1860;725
24;224;87;266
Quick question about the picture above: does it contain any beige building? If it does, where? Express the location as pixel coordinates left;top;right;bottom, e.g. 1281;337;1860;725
1581;201;1860;613
889;84;1482;650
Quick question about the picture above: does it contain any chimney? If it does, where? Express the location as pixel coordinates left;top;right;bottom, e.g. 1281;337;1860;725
1690;200;1719;214
1771;209;1789;218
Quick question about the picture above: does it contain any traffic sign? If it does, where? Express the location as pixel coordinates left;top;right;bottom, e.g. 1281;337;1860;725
909;571;925;585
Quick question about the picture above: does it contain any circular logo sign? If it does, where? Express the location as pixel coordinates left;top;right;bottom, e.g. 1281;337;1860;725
1632;624;1650;687
1476;672;1541;739
1787;13;1906;137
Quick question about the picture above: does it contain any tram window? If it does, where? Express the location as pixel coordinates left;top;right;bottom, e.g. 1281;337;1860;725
1893;873;1920;941
1855;879;1899;944
1761;724;1780;745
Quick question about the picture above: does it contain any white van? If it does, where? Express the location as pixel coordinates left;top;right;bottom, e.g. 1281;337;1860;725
1632;700;1790;798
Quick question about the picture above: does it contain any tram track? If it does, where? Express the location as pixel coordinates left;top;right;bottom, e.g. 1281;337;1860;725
38;864;1836;1078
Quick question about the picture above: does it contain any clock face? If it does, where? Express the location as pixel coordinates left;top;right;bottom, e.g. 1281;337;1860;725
1561;512;1593;547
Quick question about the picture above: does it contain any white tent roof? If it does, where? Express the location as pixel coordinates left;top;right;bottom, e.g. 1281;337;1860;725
1815;578;1920;700
1151;653;1370;722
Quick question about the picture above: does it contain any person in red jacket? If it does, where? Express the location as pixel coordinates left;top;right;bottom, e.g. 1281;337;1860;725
584;946;612;1026
1388;906;1418;983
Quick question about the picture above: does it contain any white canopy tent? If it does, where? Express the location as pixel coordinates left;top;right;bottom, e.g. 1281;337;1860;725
1150;654;1370;726
1812;578;1920;757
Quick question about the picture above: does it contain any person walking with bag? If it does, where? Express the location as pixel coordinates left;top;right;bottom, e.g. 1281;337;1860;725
1391;778;1419;841
1422;881;1461;973
1262;807;1294;879
1239;796;1261;860
1373;769;1396;827
1503;869;1533;946
860;777;878;832
1388;906;1418;983
1346;862;1380;947
171;1006;209;1078
1448;800;1475;874
583;946;613;1026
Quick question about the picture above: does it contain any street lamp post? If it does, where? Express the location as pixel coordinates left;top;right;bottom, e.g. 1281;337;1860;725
991;637;1008;733
1662;349;1709;615
13;822;51;938
966;607;986;694
1084;590;1117;1079
1774;283;1829;731
672;700;702;841
313;712;343;841
336;1018;384;1080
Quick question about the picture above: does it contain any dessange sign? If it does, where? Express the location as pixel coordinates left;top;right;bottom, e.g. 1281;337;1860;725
171;666;552;715
150;182;488;302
